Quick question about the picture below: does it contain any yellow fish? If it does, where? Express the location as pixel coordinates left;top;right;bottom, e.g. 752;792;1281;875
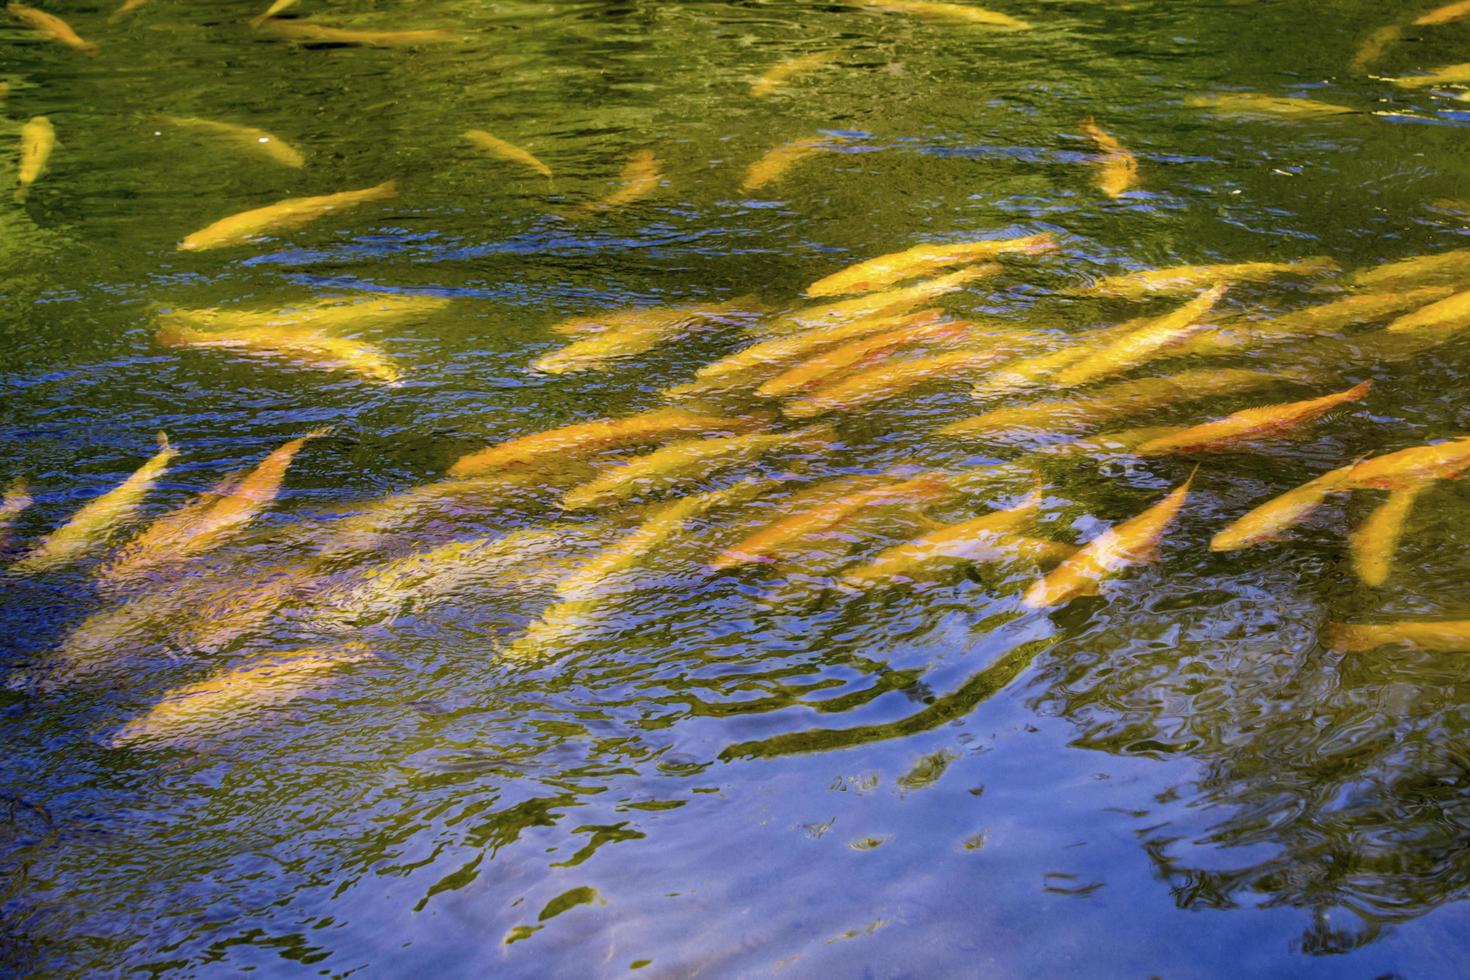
742;134;839;192
763;266;999;338
757;317;976;398
806;233;1056;297
1349;24;1402;73
751;50;840;98
532;298;761;374
178;180;398;251
13;434;177;573
1348;482;1427;587
1024;468;1195;607
156;321;402;383
1387;63;1470;88
1257;286;1457;339
464;129;552;179
109;0;149;22
573;149;662;216
1078;116;1138;198
1352;249;1470;290
560;425;836;510
450;408;761;478
7;3;96;54
1052;283;1227;388
856;0;1032;29
785;347;1025;419
1186;93;1359;118
260;20;459;45
249;0;297;28
1344;436;1470;490
1384;286;1470;334
162;115;304;168
15;115;54;203
1;477;32;549
1327;619;1470;654
1209;461;1357;551
1136;380;1371;455
1082;257;1337;300
1415;0;1470;25
111;642;372;749
159;293;449;335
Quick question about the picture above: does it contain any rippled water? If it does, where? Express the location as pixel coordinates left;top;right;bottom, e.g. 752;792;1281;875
4;0;1470;975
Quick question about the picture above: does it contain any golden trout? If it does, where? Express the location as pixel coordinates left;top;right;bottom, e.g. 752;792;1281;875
806;233;1055;298
751;50;840;97
1348;482;1427;587
573;149;662;215
785;347;1022;419
1416;0;1470;25
249;0;296;29
742;134;839;192
15;115;54;203
260;20;459;45
7;3;96;54
178;180;398;251
1387;63;1470;88
1257;286;1456;339
856;0;1032;29
1350;24;1402;73
162;115;304;168
532;298;761;374
1082;257;1337;300
1352;249;1470;290
159;293;449;335
1328;620;1470;654
757;317;976;397
1209;462;1357;551
1052;283;1227;388
1186;93;1359;118
1384;286;1470;333
1345;436;1470;490
1024;468;1196;607
156;321;401;383
1079;116;1138;198
1136;380;1371;455
464;129;552;179
762;266;999;338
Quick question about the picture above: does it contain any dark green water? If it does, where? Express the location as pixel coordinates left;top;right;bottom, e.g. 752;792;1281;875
4;0;1470;975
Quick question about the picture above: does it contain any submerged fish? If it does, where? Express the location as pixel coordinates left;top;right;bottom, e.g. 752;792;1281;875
1135;381;1370;455
1387;63;1470;89
0;478;32;549
1345;436;1470;490
1024;469;1196;607
1415;1;1470;25
249;0;297;29
1209;461;1357;551
856;0;1032;29
15;115;54;203
1384;286;1470;334
532;297;761;374
109;0;149;22
178;180;398;251
742;134;840;192
450;408;762;478
1256;286;1456;339
785;347;1024;419
464;129;552;179
260;20;459;45
1348;482;1427;587
1078;116;1138;198
13;434;177;573
1082;257;1337;300
1053;284;1227;388
1186;93;1359;118
751;50;840;98
1328;619;1470;653
1352;249;1470;290
157;320;402;383
162;115;304;168
159;293;449;335
7;3;96;54
111;642;372;749
806;233;1055;298
1349;24;1402;73
573;149;662;215
756;316;974;397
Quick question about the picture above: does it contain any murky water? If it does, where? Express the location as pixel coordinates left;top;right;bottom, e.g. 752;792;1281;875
4;0;1470;975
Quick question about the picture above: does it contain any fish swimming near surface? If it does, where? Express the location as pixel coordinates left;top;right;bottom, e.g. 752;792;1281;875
1023;468;1196;607
178;180;398;251
1328;619;1470;653
1415;1;1470;25
1078;116;1138;198
1343;436;1470;490
159;293;450;335
12;433;178;573
751;50;840;98
742;134;841;192
1134;381;1371;455
1384;286;1470;334
571;149;662;216
784;346;1028;419
1051;283;1227;388
1349;24;1402;73
156;320;403;383
753;266;1002;344
259;19;459;45
1186;93;1359;118
1209;461;1358;551
532;298;763;375
1352;249;1470;290
109;0;150;22
1081;257;1337;300
805;233;1055;298
1256;286;1457;339
1348;481;1427;587
756;316;978;397
7;3;97;54
1386;63;1470;89
161;115;305;168
249;0;297;28
15;115;54;203
464;129;552;179
855;0;1033;30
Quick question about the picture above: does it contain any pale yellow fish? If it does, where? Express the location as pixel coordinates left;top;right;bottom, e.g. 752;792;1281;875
855;0;1032;30
1209;461;1357;551
1186;93;1359;118
1136;380;1371;455
450;407;762;478
1348;482;1427;587
249;0;297;29
751;50;840;98
1082;257;1337;300
464;129;552;179
1024;468;1196;608
259;20;459;45
532;298;761;374
1344;436;1470;490
15;115;54;203
806;233;1055;298
1;478;32;548
1415;1;1470;25
1349;24;1402;73
1328;620;1470;654
1387;63;1470;89
178;180;398;251
156;322;402;383
573;149;662;215
761;266;999;338
13;434;177;573
111;642;372;749
1079;116;1138;198
7;3;96;54
159;293;450;335
560;425;835;510
1352;249;1470;290
1384;286;1470;333
756;317;977;398
1052;283;1227;388
109;0;149;22
785;347;1023;419
1257;286;1457;339
100;431;329;585
162;115;304;168
742;134;839;192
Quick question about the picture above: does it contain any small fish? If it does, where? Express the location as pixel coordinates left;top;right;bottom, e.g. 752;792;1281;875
1348;482;1427;587
806;233;1056;298
742;134;839;192
572;149;662;216
249;0;297;29
757;317;975;397
1209;462;1357;551
1386;63;1470;89
856;0;1033;30
1349;24;1402;73
1415;1;1470;25
1186;93;1359;118
259;20;459;45
1345;436;1470;490
109;0;149;22
178;180;398;251
156;321;402;383
1082;258;1337;300
785;347;1023;419
15;115;54;203
1352;249;1470;290
1135;381;1371;455
1078;116;1138;198
560;425;835;510
160;293;449;334
449;408;762;478
0;478;32;549
532;298;761;375
464;129;552;179
751;50;840;98
1053;284;1227;388
1328;620;1470;654
7;3;96;54
13;434;178;573
1023;468;1195;608
111;642;372;749
762;265;1000;337
1384;286;1470;334
162;115;304;168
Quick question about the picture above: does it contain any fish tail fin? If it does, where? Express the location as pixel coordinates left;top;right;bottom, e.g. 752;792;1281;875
1344;378;1373;400
1182;463;1202;490
303;426;335;441
153;321;197;347
155;431;171;452
371;179;399;199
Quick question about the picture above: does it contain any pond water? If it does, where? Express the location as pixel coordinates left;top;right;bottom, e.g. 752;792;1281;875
3;0;1470;975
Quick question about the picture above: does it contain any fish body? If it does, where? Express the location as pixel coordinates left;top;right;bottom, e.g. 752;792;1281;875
1352;249;1470;290
1350;24;1402;73
1136;381;1370;455
1186;93;1358;118
260;20;458;45
464;129;552;178
574;149;661;215
157;321;401;382
856;0;1032;29
249;0;297;28
806;234;1054;298
162;115;304;168
449;408;761;478
785;347;1018;418
757;316;973;397
742;134;837;192
1348;482;1426;587
1387;63;1470;88
160;293;449;335
1024;470;1195;607
533;298;760;374
1082;258;1336;300
7;3;96;54
1384;287;1470;333
1079;116;1138;198
109;0;149;21
1209;462;1356;551
16;115;54;203
762;266;999;338
1053;284;1227;388
752;50;840;97
1328;620;1470;653
1345;436;1470;490
14;434;178;573
178;180;398;251
1416;1;1470;25
1260;286;1456;339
